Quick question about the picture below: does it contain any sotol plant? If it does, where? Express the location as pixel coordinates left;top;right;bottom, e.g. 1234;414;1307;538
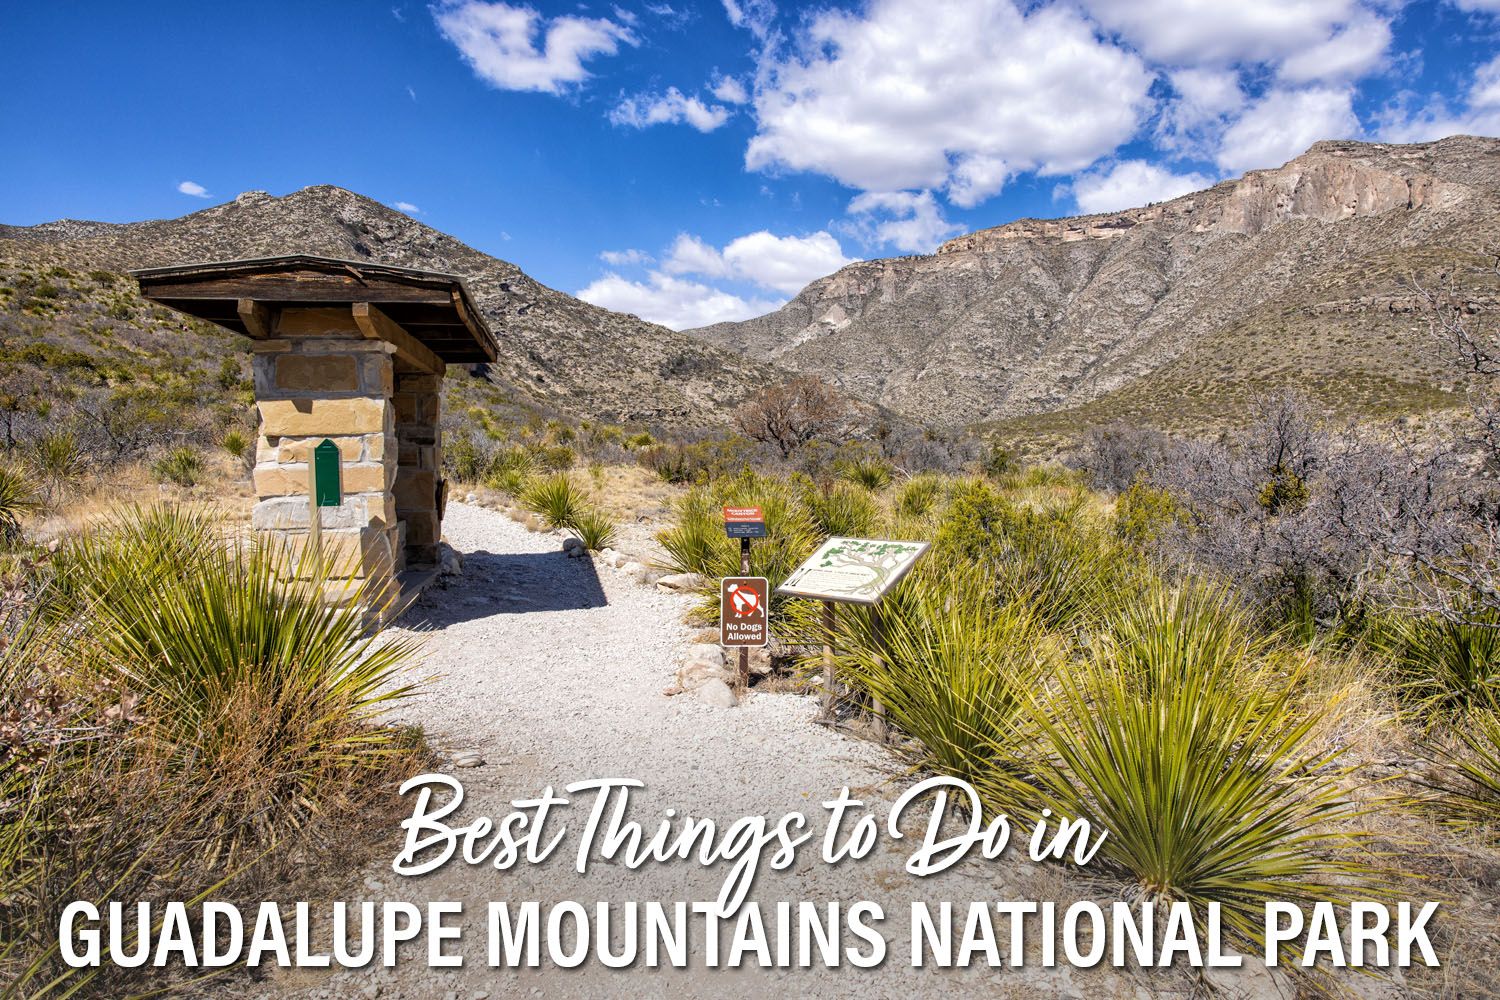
521;473;587;530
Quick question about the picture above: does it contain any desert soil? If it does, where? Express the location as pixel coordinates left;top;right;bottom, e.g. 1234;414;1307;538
262;502;1180;1000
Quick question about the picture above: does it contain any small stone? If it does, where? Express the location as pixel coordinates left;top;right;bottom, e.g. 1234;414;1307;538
363;876;385;892
656;572;706;592
562;536;585;553
361;984;382;998
465;492;477;503
695;678;738;708
685;643;725;666
621;561;649;583
453;752;485;768
470;992;490;1000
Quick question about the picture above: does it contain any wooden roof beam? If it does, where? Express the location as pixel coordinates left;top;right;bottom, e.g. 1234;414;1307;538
352;302;445;376
236;298;274;339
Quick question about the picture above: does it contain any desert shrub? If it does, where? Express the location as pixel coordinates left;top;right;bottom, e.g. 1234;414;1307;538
658;473;820;615
1114;477;1185;547
804;482;880;537
0;464;37;546
1420;706;1500;836
835;567;1054;783
836;457;893;492
221;428;250;460
981;441;1016;479
1075;422;1172;492
569;508;618;552
533;444;575;472
625;431;655;450
894;474;944;519
521;473;587;530
26;429;87;506
638;436;753;485
1368;611;1500;723
153;445;204;487
58;506;420;863
444;432;487;482
934;482;1126;630
982;581;1382;950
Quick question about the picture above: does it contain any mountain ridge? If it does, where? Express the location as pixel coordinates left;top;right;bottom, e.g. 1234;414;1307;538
0;186;770;431
688;135;1500;441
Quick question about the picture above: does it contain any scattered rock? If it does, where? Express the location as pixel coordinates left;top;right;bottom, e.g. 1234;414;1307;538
363;876;385;892
678;659;729;690
748;646;773;676
438;544;464;577
656;572;706;593
464;492;478;504
685;643;725;666
620;561;649;583
694;678;738;708
562;537;585;553
452;752;485;768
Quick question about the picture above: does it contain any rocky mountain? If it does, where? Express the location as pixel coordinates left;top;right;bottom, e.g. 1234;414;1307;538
0;187;765;431
690;136;1500;447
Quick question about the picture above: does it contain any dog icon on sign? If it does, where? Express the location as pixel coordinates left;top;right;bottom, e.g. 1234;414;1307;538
727;582;760;617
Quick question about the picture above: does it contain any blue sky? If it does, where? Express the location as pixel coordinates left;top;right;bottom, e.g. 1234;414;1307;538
2;1;1498;329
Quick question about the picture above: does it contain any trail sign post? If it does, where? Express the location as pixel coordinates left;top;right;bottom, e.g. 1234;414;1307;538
720;577;769;648
722;507;767;690
307;438;344;561
778;537;930;739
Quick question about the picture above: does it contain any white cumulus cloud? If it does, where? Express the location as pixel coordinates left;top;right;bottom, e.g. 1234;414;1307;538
744;0;1152;204
1079;0;1389;79
711;75;749;104
846;191;962;254
1069;160;1215;214
394;201;421;214
576;272;779;329
177;181;210;198
599;248;653;266
610;87;731;132
1216;87;1359;173
1377;53;1500;141
433;1;635;94
663;230;858;294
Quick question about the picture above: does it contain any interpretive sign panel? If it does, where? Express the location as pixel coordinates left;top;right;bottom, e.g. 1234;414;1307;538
776;537;929;605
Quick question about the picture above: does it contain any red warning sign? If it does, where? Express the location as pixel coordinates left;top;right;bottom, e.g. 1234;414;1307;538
720;576;769;647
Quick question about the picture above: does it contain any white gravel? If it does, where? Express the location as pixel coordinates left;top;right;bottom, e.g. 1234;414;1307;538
268;503;1163;1000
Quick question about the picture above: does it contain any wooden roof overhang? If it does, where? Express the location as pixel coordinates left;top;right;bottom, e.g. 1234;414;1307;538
130;255;498;365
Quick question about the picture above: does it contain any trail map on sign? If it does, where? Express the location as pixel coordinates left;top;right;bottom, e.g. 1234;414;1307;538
776;537;929;604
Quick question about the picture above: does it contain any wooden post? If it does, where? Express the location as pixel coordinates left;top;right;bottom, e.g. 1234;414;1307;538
821;600;836;719
738;537;751;691
870;604;888;744
306;458;322;564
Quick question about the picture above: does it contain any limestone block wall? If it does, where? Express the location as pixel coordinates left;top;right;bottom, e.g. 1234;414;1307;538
393;367;442;569
250;319;402;597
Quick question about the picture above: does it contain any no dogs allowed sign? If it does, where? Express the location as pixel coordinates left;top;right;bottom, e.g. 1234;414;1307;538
720;577;769;647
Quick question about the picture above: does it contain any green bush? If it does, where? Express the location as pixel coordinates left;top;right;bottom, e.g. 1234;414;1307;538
836;567;1053;783
894;474;944;519
0;464;37;545
1368;611;1500;723
982;441;1016;478
153;446;205;487
1113;477;1184;546
521;473;587;530
221;429;250;460
570;508;618;552
983;581;1382;951
804;481;880;537
1420;705;1500;836
836;457;893;492
444;432;486;483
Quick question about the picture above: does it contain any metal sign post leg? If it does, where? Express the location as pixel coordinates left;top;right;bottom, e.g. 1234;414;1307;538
738;537;751;692
821;600;836;720
870;604;888;744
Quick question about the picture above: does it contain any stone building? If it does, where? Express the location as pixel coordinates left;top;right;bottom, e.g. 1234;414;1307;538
133;255;497;604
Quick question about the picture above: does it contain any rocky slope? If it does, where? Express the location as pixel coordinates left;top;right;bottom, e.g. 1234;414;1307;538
690;136;1500;442
0;187;765;431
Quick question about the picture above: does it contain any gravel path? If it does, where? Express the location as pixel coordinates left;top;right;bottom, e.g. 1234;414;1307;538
273;503;1160;1000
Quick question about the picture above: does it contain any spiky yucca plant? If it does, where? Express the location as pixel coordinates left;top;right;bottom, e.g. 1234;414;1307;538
804;481;880;538
1420;705;1500;836
521;473;587;530
0;463;37;546
987;581;1385;952
152;445;204;487
894;474;944;519
58;506;421;863
835;566;1055;783
836;458;893;492
569;507;618;552
1369;612;1500;723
